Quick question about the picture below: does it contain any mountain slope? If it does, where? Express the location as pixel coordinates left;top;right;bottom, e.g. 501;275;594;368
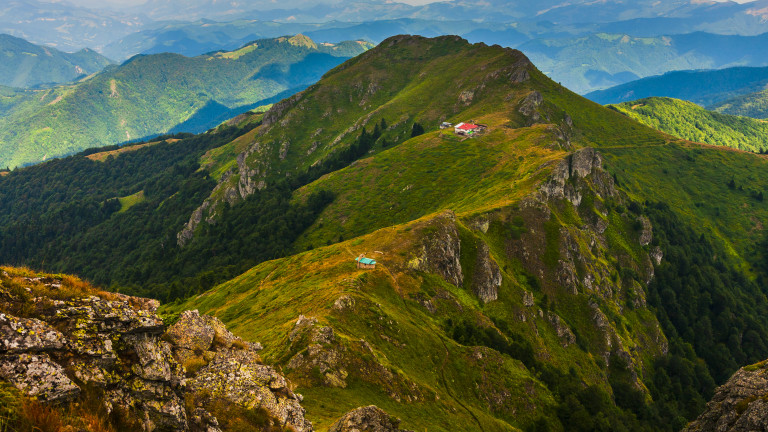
0;35;371;169
0;34;112;88
710;88;768;120
585;66;768;106
607;97;768;153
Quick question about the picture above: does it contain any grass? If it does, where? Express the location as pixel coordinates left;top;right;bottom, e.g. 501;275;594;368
117;190;145;213
86;139;177;162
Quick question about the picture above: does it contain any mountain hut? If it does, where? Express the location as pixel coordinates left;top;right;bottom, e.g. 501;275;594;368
355;254;377;269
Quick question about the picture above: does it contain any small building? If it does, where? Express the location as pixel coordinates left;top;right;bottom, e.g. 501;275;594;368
440;122;453;129
355;254;377;269
454;122;487;136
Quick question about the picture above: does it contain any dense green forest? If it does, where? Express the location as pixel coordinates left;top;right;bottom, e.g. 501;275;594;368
710;89;768;120
608;97;768;152
0;35;370;169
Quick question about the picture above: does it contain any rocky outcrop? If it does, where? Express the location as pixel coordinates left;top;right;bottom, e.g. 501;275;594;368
329;405;413;432
472;242;502;303
408;211;463;287
0;274;311;432
684;360;768;432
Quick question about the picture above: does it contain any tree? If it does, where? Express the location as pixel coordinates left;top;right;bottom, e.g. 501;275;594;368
411;122;424;137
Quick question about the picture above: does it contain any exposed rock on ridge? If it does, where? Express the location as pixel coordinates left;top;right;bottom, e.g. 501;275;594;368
0;272;312;432
329;405;414;432
684;360;768;432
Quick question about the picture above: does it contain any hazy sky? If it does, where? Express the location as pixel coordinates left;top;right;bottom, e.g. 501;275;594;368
63;0;444;7
59;0;756;9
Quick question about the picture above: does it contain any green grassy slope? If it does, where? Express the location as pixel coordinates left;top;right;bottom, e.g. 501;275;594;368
606;97;768;153
0;35;371;169
0;33;112;88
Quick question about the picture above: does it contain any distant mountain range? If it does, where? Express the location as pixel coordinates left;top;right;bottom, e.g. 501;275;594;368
521;32;768;94
0;34;112;88
0;35;371;169
7;0;768;55
586;66;768;107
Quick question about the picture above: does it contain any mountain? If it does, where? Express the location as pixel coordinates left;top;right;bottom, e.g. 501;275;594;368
3;35;768;431
101;18;527;62
521;32;768;94
585;66;768;106
0;0;147;52
710;88;768;120
0;35;372;169
607;97;768;153
0;34;112;88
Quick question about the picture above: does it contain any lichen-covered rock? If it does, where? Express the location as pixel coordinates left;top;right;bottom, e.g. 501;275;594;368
0;275;305;432
408;211;463;287
0;353;80;402
472;242;502;303
188;349;312;432
329;405;413;432
165;310;216;354
684;360;768;432
0;314;65;353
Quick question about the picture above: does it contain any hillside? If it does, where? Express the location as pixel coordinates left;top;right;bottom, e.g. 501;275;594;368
585;66;768;106
607;97;768;153
521;32;768;94
710;88;768;120
0;34;112;88
2;35;768;431
0;35;371;169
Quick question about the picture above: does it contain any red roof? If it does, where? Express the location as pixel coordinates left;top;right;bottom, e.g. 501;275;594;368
457;123;479;130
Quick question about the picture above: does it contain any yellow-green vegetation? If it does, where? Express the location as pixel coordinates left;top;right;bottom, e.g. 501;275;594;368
117;190;145;213
86;139;177;162
608;97;768;153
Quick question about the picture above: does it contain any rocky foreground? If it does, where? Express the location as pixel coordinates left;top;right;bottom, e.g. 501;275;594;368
0;268;410;432
684;360;768;432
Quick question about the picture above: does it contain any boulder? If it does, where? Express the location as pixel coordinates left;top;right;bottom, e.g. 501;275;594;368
329;405;413;432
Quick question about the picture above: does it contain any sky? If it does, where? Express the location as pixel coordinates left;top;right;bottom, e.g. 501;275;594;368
62;0;444;7
59;0;756;9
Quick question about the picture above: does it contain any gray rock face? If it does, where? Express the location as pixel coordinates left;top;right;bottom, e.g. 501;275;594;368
638;216;653;246
409;211;464;288
0;280;307;432
684;360;768;432
472;242;502;303
0;353;80;402
329;405;413;432
0;314;65;353
519;91;543;124
188;349;312;432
